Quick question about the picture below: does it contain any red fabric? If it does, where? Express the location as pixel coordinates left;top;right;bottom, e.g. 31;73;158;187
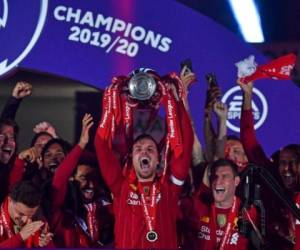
240;109;271;167
0;197;53;248
181;185;257;250
51;144;83;211
293;194;300;250
95;100;193;248
8;157;25;191
240;53;297;84
51;144;112;248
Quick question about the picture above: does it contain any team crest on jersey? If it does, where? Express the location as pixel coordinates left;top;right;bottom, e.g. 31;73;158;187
0;0;48;76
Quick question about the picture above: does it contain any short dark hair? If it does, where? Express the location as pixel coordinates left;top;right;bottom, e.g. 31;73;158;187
0;119;19;138
10;181;42;208
132;134;161;163
227;135;241;142
209;158;239;183
133;134;159;152
30;131;53;147
41;138;71;160
72;151;98;176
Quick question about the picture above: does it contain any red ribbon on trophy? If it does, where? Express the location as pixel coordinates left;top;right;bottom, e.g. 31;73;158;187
236;53;297;84
159;77;183;159
97;69;184;177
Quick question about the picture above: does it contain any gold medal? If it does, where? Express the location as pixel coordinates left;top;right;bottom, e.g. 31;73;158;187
146;230;158;242
217;214;227;228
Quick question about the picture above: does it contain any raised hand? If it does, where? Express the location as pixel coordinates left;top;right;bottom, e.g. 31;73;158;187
213;101;228;121
204;86;222;115
78;113;94;149
180;65;197;91
33;121;58;138
38;224;53;247
12;81;32;99
18;147;39;163
19;220;44;241
237;80;253;110
237;79;253;96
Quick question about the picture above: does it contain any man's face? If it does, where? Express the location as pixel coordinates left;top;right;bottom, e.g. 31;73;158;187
0;125;16;165
43;143;65;172
211;166;240;207
132;138;159;181
225;140;248;171
279;149;298;190
73;164;99;203
33;134;52;157
8;197;39;228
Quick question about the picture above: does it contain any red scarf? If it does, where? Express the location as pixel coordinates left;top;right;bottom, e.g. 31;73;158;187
238;53;296;84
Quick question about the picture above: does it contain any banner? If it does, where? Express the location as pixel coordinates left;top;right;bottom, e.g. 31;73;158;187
1;0;299;156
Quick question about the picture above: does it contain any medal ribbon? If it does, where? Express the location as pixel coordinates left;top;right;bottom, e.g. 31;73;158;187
210;196;238;250
85;202;99;242
137;182;159;237
0;198;13;239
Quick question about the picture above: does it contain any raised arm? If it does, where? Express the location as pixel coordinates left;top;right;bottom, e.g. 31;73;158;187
1;81;32;120
94;93;124;197
213;101;228;160
51;114;93;211
8;147;40;190
180;66;204;166
203;86;221;162
239;81;270;166
169;99;194;183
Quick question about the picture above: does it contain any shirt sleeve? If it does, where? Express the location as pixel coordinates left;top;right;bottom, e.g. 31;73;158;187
0;96;22;120
170;101;194;186
94;126;124;197
0;233;24;247
240;109;270;167
8;157;25;191
51;144;83;211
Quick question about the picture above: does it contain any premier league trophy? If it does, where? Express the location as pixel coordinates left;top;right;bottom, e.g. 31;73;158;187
128;71;157;101
125;69;163;110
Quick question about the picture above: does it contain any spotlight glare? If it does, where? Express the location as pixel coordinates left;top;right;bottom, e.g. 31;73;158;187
228;0;264;43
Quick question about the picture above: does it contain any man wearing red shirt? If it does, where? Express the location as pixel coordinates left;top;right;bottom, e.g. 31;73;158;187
0;180;53;248
95;82;193;248
181;159;257;250
51;113;114;248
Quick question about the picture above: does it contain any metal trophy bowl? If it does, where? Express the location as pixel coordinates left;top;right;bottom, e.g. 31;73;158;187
128;72;157;101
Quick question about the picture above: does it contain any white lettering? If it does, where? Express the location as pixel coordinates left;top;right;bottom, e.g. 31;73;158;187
79;11;94;27
54;5;67;21
53;6;173;55
201;226;210;233
230;232;239;245
66;7;81;23
95;14;113;30
144;31;161;48
158;37;172;52
131;26;146;41
111;19;126;33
